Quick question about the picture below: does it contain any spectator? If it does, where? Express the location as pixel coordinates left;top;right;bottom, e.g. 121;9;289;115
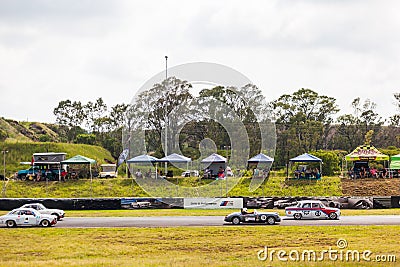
135;169;143;179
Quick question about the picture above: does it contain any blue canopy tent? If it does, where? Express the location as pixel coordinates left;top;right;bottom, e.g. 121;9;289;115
247;153;274;178
127;155;159;178
159;153;191;177
201;153;227;178
288;153;322;179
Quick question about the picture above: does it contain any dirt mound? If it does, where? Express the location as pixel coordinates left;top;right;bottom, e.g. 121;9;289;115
342;178;400;196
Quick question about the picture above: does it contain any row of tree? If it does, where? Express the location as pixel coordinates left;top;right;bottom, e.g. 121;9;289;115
53;77;400;169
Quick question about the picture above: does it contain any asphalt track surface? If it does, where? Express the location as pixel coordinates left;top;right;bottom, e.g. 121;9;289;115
52;215;400;228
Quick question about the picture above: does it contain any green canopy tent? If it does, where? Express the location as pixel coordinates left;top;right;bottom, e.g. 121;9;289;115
390;154;400;169
61;155;96;198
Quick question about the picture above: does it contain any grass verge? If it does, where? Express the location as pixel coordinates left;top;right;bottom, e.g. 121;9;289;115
0;226;399;266
2;176;342;198
2;208;400;217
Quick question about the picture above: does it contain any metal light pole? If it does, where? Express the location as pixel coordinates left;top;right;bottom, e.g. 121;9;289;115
2;150;8;198
224;145;230;196
164;55;168;175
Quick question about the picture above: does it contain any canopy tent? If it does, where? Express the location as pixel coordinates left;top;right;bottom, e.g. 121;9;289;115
290;153;322;162
248;153;274;178
247;153;274;163
201;153;227;178
61;155;96;198
201;153;227;163
345;145;389;161
390;154;400;169
159;153;191;177
127;155;159;178
127;155;159;163
159;153;191;163
288;153;322;179
61;155;96;165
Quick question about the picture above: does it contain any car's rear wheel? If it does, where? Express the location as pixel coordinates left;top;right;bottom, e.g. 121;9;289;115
6;220;16;228
266;216;276;225
40;219;50;227
231;217;240;225
294;213;302;220
20;175;26;181
329;212;338;220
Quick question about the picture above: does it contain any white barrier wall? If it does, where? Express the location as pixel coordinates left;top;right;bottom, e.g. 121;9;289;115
184;198;243;209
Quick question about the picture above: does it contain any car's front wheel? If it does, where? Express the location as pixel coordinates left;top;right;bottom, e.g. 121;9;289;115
6;220;16;228
40;219;51;227
294;213;302;220
266;216;276;225
231;217;241;225
52;213;61;221
329;212;338;220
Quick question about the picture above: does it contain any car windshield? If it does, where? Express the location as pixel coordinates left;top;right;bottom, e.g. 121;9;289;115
36;204;45;210
319;202;326;208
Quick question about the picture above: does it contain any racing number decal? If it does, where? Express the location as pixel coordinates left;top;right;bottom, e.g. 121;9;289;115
315;211;321;217
303;211;310;215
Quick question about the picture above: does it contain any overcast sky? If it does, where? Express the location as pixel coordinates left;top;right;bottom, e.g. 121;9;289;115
0;0;399;123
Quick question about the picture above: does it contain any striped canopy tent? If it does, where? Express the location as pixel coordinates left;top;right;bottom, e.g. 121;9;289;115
390;154;400;169
345;145;389;161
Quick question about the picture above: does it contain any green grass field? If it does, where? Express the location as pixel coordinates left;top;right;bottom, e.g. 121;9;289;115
0;226;398;266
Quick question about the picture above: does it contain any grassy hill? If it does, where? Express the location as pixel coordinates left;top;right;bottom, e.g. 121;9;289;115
0;117;61;142
0;140;115;177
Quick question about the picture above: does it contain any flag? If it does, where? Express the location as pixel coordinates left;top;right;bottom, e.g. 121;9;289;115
116;148;129;171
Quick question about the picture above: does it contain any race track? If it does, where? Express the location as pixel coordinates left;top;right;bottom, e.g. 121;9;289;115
53;215;400;228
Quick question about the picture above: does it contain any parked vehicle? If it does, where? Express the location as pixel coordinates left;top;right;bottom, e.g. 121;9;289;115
224;208;281;225
0;208;57;227
99;164;117;178
20;203;65;220
285;200;340;220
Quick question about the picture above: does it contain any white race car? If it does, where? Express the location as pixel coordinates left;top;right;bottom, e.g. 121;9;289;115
285;200;340;220
0;208;58;227
20;203;65;220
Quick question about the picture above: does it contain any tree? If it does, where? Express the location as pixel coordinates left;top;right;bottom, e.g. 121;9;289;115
53;100;85;142
128;77;193;155
334;98;382;151
270;89;339;166
84;98;107;133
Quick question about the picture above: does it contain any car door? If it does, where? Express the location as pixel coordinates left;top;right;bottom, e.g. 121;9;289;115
301;203;312;218
311;203;322;219
17;210;36;226
243;213;257;222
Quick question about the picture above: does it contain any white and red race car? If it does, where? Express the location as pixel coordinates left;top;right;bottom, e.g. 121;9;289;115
285;200;340;220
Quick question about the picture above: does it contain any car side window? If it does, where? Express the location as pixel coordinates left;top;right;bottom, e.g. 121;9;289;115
302;203;311;208
312;203;320;208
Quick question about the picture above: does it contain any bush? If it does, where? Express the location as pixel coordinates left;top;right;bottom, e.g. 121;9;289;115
0;129;7;141
75;134;96;145
310;150;340;176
